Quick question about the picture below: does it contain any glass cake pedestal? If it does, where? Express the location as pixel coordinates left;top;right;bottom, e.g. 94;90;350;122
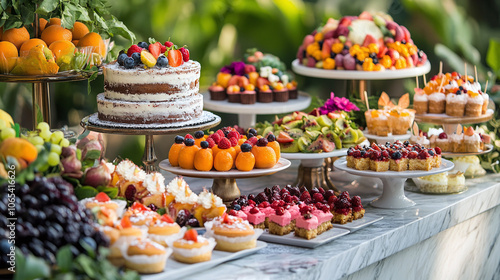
80;111;221;173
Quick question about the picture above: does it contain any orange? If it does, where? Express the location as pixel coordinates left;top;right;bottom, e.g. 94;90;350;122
71;22;89;40
212;145;221;158
46;18;61;27
49;40;75;61
0;41;18;73
0;138;38;164
178;145;200;169
194;148;213;171
71;39;79;46
168;143;185;166
41;25;72;47
214;151;233;171
2;27;30;50
235;152;255;171
38;18;48;34
20;39;47;56
77;32;106;57
251;146;276;169
268;141;281;163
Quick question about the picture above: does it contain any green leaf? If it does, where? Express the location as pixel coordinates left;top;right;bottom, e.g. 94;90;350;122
96;186;119;198
106;16;136;42
36;0;58;15
487;39;500;78
12;122;19;137
75;255;96;278
74;186;98;199
14;253;51;280
61;3;77;29
84;149;101;160
56;246;73;272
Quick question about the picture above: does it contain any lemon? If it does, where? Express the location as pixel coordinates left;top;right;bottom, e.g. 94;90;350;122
0;109;14;127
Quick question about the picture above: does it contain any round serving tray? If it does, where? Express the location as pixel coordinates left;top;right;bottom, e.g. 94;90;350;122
414;109;494;125
363;130;412;144
441;144;494;158
0;70;99;83
291;59;431;80
334;157;454;209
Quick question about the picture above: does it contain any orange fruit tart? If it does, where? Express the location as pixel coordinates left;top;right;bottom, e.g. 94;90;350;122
168;135;185;167
148;214;183;247
205;213;263;252
193;141;213;171
252;137;276;169
178;136;199;169
235;143;255;171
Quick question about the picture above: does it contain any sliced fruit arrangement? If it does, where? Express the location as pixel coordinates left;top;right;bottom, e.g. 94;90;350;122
255;110;366;153
168;126;281;172
117;38;190;69
297;11;427;71
0;18;109;74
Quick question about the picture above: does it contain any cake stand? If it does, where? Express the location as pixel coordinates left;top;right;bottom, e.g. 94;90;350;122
0;71;96;129
291;59;431;96
415;109;494;135
441;144;494;158
202;91;311;128
80;111;221;173
159;158;291;203
334;157;454;209
363;130;412;144
281;149;349;192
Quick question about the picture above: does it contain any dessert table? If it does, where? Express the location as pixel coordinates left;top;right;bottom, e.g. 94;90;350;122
160;160;500;280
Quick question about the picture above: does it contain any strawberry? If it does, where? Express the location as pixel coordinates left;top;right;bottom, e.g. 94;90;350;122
183;229;198;242
95;192;110;202
148;42;162;59
130;202;150;212
160;44;166;53
127;44;143;57
185;134;194;139
276;131;294;143
120;215;132;228
160;214;175;223
179;47;190;62
164;41;174;48
167;49;183;67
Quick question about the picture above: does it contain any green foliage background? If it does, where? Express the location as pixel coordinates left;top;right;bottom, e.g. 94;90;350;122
1;0;500;166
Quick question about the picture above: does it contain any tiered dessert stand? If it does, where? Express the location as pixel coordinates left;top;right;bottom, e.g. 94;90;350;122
203;91;311;128
414;109;494;135
363;131;412;144
80;111;221;173
334;157;454;208
291;61;431;189
159;158;291;203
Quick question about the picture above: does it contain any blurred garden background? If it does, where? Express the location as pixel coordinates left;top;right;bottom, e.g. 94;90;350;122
2;0;500;166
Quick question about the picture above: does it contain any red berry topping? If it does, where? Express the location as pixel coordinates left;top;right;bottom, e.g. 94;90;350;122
216;130;225;138
229;137;238;147
127;44;142;56
218;138;231;149
351;196;362;207
299;191;311;201
382;150;389;158
228;209;238;216
164;41;174;48
160;214;175;223
130;202;150;212
209;133;222;144
372;144;381;151
299;205;313;215
275;207;285;216
167;49;183;67
370;150;381;160
184;228;198;242
438;132;448;139
227;131;240;140
312;192;324;203
248;199;256;206
206;137;216;148
95;192;110;202
148;42;162;59
247;136;258;146
339;191;350;200
222;212;231;224
434;147;442;155
257;138;268;147
352;150;361;158
408;151;418;159
259;201;270;208
328;195;338;204
271;200;281;209
179;47;190;62
185;134;194;139
320;204;330;213
249;207;260;214
160;44;166;53
418;150;430;159
120;215;132;228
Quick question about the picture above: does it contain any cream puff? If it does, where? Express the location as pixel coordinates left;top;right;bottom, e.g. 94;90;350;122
124;238;171;274
171;229;216;264
148;214;184;247
205;213;262;252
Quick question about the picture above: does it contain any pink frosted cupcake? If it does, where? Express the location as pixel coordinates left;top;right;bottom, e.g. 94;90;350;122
273;82;289;102
208;83;227;101
227;85;241;103
258;85;273;103
240;84;256;104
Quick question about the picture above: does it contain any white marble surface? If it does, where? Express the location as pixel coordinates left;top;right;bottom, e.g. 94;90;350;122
159;160;500;280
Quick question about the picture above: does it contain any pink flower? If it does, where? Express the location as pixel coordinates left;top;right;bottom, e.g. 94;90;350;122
319;92;359;114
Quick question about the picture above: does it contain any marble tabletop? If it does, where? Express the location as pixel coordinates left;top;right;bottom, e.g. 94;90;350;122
160;160;500;280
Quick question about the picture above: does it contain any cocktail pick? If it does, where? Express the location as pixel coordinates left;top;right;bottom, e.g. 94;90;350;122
439;61;443;75
474;65;478;82
364;91;369;110
464;63;468;82
423;74;427;86
416;76;419;89
485;80;489;93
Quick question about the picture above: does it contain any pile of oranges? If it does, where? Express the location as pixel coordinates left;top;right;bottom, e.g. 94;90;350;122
168;127;280;172
0;18;106;73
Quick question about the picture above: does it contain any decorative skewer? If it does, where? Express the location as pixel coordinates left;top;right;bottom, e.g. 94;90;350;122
464;63;467;82
438;74;445;93
474;65;478;82
416;76;419;89
364;91;369;110
439;61;443;75
423;74;427;86
485;80;489;93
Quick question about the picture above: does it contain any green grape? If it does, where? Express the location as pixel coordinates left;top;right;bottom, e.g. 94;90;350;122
50;144;62;155
60;138;70;147
38;163;49;172
1;128;16;140
29;136;44;146
39;130;52;142
37;122;50;132
47;152;60;166
0;120;7;130
35;144;44;152
50;131;64;144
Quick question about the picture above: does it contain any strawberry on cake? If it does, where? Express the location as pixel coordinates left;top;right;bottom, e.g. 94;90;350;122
268;206;293;236
294;206;320;240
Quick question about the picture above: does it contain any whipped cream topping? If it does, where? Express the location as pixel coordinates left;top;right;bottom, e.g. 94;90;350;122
144;172;166;194
129;238;165;251
116;159;146;182
414;93;428;102
463;82;481;92
165;177;198;204
197;189;224;209
105;162;116;174
466;93;483;104
464;133;481;142
446;93;466;103
449;133;463;142
428;92;445;101
410;135;429;145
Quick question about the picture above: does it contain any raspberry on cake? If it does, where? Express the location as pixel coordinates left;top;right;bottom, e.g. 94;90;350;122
268;206;294;235
243;206;266;229
333;196;353;224
369;149;390;172
351;196;365;220
294;206;320;240
409;150;433;171
311;204;333;234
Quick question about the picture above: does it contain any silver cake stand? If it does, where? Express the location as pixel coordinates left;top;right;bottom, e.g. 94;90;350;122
80;111;221;173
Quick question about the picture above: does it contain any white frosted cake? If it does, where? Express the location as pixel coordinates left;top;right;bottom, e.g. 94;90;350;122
97;60;203;124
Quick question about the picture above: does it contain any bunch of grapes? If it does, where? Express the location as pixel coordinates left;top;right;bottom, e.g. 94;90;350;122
27;122;71;168
0;176;109;266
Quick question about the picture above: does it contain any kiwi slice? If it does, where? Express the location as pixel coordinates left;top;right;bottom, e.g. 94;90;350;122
287;128;304;139
317;115;333;127
303;119;321;132
281;141;299;153
297;136;312;152
342;128;359;144
283;119;303;129
262;126;274;137
305;130;322;141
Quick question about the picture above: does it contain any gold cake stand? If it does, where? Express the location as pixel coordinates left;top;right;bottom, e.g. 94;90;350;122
80;112;221;173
